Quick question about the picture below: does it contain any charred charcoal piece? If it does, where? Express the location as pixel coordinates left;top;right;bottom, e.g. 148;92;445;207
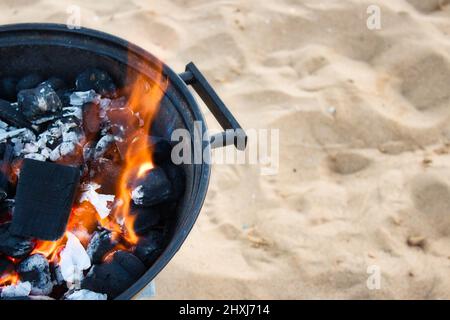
40;77;66;92
148;136;172;166
17;254;53;296
0;99;33;130
18;84;62;120
76;68;116;98
0;200;13;224
91;158;121;194
86;229;119;264
131;167;173;207
83;102;101;141
9;159;80;240
162;162;186;200
131;206;162;237
82;250;145;298
0;256;14;277
57;90;72;108
0;223;34;259
16;74;43;92
0;77;18;101
0;143;14;201
134;230;164;266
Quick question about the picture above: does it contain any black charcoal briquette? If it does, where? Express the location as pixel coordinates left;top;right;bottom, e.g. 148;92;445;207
75;68;116;98
0;223;35;259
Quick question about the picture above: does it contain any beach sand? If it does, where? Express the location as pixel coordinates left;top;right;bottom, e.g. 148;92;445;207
1;0;450;299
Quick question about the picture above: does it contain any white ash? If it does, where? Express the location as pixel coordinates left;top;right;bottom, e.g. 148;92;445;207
131;185;144;205
24;153;47;162
59;232;91;285
0;281;32;298
0;128;27;142
79;183;115;219
94;134;115;159
0;120;8;129
69;90;99;106
65;289;107;300
62;106;83;120
31;114;58;125
22;142;39;154
99;98;111;118
49;141;77;161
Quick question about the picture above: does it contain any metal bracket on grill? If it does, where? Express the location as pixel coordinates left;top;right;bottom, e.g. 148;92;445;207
179;62;247;151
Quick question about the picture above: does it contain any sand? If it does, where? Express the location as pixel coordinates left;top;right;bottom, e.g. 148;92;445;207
1;0;450;299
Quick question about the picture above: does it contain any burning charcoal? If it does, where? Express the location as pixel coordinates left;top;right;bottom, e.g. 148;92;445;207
76;68;116;98
90;158;121;194
57;90;72;108
0;143;14;201
82;250;145;298
9;159;80;240
64;289;107;300
0;256;14;277
93;134;115;160
0;223;34;259
83;102;101;140
131;167;173;207
40;77;66;92
131;206;162;237
0;281;32;299
18;83;62;120
17;254;53;296
134;230;164;267
0;77;18;101
0;199;14;224
79;183;115;219
59;232;91;284
107;107;140;143
86;228;119;264
16;74;43;92
0;99;33;130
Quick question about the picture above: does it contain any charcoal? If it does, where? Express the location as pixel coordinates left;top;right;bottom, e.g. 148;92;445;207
76;68;116;98
57;90;72;108
0;77;18;101
16;74;43;92
131;167;173;207
90;158;121;194
69;90;98;106
0;256;14;277
82;102;101;140
18;84;62;120
106;107;140;155
82;250;145;298
0;143;14;201
134;230;164;266
50;262;65;287
0;99;33;130
10;159;80;240
131;205;162;237
148;136;172;166
0;223;35;259
86;228;119;264
162;162;186;199
17;254;53;296
40;77;66;92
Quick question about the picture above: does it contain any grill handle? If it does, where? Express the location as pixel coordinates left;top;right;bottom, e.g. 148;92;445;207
179;62;247;150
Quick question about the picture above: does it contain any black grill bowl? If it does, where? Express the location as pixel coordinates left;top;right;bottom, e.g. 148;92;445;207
0;23;246;299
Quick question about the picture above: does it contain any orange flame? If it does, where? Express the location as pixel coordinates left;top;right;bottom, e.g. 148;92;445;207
0;272;19;286
111;67;168;245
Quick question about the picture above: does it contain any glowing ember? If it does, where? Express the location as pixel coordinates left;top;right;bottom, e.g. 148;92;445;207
0;272;19;286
